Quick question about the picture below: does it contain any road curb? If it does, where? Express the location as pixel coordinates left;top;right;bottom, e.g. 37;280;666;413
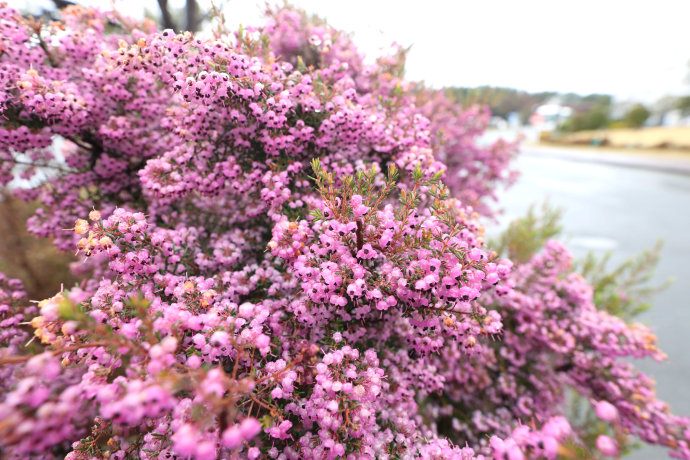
522;146;690;176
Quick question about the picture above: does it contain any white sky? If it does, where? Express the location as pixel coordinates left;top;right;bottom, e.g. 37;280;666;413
19;0;690;103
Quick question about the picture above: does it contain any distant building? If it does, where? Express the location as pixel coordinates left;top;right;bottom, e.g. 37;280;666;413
489;117;508;130
661;109;690;127
507;112;521;128
530;104;573;131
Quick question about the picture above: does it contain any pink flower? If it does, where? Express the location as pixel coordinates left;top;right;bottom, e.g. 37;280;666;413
594;400;619;422
596;435;619;456
350;194;370;217
172;424;198;456
221;425;243;449
356;243;376;259
240;417;262;440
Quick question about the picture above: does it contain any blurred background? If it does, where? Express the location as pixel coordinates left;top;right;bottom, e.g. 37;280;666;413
11;1;690;458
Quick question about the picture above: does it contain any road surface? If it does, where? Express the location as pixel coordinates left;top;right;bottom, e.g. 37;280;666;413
491;146;690;459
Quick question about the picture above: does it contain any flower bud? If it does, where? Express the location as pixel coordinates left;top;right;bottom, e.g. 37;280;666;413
594;400;619;422
596;435;618;456
74;218;89;235
89;209;101;221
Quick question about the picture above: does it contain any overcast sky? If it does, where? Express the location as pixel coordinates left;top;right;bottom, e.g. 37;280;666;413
21;0;690;103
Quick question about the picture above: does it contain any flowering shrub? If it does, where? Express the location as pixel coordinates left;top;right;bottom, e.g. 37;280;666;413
0;3;688;459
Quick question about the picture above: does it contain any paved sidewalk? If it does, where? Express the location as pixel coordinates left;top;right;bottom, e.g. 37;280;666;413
522;144;690;176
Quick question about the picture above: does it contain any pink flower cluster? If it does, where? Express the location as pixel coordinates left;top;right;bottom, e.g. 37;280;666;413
262;5;520;215
424;240;690;457
0;3;688;460
0;272;31;351
490;416;572;460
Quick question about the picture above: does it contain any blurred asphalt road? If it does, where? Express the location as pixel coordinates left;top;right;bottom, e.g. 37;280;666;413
492;146;690;459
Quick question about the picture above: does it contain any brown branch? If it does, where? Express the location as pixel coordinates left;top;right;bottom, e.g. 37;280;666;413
0;341;111;365
29;19;59;67
51;0;75;9
254;348;307;387
157;0;178;31
0;156;72;173
355;219;363;250
248;394;278;416
185;0;198;32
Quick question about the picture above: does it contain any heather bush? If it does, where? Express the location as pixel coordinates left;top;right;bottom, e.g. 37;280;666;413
0;3;688;459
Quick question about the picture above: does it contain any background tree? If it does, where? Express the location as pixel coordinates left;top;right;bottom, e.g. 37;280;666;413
675;96;690;117
560;104;611;132
623;103;651;128
25;0;203;32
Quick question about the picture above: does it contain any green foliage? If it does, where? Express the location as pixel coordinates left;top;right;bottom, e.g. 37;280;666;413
622;103;651;128
566;390;641;459
491;201;563;264
560;105;610;132
446;86;614;126
495;205;670;457
566;239;669;456
674;96;690;116
446;86;550;122
494;203;669;321
576;240;671;321
569;93;613;107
